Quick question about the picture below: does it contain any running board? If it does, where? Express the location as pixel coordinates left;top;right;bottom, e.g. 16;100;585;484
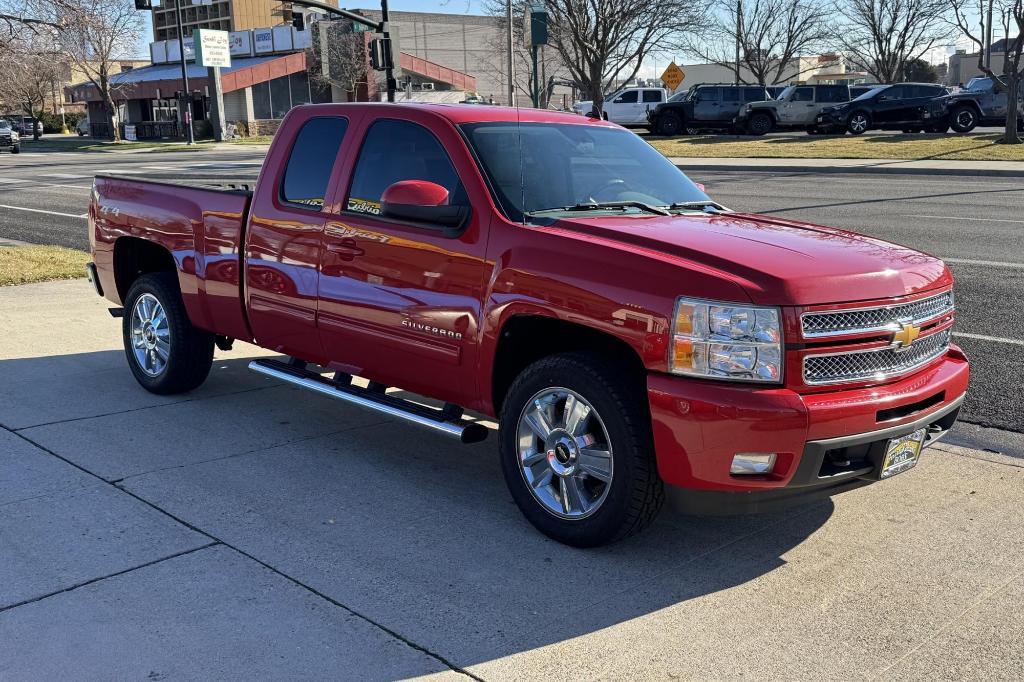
248;358;489;444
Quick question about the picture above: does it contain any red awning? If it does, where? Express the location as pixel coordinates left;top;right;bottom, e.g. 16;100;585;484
399;53;476;92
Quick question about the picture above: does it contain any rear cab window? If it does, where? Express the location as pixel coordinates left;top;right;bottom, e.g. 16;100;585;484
346;119;467;219
642;90;663;103
280;117;349;210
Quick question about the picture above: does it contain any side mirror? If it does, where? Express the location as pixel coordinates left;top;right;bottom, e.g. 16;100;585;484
380;180;469;231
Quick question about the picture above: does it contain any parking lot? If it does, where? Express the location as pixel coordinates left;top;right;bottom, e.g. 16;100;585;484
1;144;1023;678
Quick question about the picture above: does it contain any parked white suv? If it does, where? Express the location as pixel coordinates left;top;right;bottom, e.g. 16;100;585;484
573;87;668;127
0;120;20;153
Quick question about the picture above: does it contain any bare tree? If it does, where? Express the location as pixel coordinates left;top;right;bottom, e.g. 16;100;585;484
831;0;952;83
486;0;708;115
948;0;1024;144
29;0;144;141
688;0;833;85
5;51;66;140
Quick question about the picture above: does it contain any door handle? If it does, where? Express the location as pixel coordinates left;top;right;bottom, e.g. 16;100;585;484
326;238;365;260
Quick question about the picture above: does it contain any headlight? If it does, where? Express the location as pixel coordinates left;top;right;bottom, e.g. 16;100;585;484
669;297;783;383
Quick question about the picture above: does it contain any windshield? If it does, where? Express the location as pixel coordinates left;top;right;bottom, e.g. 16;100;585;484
461;122;711;221
853;85;888;102
965;77;992;92
668;91;687;102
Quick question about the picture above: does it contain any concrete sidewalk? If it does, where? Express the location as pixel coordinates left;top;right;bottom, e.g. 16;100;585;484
670;155;1024;176
1;279;1022;679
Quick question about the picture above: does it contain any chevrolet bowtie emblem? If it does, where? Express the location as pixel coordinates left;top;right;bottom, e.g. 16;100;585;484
892;321;922;349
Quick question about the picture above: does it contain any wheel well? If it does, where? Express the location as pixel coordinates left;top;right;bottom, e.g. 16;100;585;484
491;315;646;415
951;101;982;115
114;237;177;302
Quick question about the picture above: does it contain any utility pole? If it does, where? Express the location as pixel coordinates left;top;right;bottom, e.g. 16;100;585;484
734;0;742;85
172;0;195;144
985;0;994;71
506;0;516;106
380;0;396;102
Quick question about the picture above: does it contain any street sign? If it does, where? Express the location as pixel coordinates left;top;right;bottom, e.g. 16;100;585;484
661;62;685;91
195;29;231;68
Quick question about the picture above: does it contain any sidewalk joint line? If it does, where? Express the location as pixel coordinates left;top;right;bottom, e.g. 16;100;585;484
2;424;479;680
0;542;219;614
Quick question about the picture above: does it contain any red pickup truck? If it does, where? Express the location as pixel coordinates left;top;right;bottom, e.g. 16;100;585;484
87;103;968;546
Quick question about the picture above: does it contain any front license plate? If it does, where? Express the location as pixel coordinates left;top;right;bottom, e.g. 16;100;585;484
880;428;927;479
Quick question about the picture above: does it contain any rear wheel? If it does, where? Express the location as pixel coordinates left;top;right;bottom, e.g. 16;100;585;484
11;145;19;154
499;353;664;547
847;111;870;135
657;110;683;136
747;112;774;136
122;272;214;394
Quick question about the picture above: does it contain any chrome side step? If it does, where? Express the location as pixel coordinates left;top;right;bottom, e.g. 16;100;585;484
248;358;489;444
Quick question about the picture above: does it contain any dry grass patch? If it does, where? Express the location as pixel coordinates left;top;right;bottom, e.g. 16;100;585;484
0;246;90;286
648;133;1024;161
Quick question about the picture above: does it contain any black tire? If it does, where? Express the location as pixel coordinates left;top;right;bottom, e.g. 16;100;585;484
11;145;19;154
925;123;949;134
122;272;214;394
657;110;683;136
949;105;978;133
747;112;774;136
499;352;664;547
847;111;870;135
901;128;921;134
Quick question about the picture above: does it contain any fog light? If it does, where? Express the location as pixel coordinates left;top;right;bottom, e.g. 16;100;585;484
731;453;776;475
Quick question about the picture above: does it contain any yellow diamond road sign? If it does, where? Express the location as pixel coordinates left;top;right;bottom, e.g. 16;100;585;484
661;62;685;91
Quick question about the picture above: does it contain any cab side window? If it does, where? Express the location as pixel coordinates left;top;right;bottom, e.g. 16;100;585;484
347;119;466;217
642;90;663;103
615;90;639;103
743;88;766;102
698;87;721;101
793;87;814;102
280;117;349;210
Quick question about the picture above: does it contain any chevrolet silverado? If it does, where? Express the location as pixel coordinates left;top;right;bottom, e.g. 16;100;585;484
87;103;968;546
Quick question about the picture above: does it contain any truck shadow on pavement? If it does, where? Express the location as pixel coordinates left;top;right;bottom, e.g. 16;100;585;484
0;350;835;671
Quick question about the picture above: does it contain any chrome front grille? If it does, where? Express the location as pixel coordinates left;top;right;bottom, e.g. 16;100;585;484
803;329;951;385
801;291;954;338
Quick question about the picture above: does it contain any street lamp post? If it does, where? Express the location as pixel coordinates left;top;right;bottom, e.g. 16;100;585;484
172;0;195;144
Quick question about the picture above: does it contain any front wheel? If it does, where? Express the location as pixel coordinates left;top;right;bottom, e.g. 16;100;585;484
950;105;978;133
657;111;683;136
746;112;774;136
499;353;664;547
122;272;214;394
847;112;869;135
11;145;19;154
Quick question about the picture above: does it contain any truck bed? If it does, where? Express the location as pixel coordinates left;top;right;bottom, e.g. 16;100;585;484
90;175;255;342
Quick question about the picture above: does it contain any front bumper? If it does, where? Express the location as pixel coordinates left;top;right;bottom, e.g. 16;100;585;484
649;348;969;513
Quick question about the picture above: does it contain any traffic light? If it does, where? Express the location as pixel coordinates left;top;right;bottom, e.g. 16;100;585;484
369;38;393;71
134;0;152;9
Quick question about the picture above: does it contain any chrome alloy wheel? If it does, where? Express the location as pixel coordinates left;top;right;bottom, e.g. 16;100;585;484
955;109;976;130
130;293;170;376
849;114;868;133
516;387;614;519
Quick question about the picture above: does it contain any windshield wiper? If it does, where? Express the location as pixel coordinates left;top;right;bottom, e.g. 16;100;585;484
527;201;670;217
667;200;725;213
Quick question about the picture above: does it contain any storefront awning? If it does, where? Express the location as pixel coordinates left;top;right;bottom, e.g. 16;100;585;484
67;52;307;103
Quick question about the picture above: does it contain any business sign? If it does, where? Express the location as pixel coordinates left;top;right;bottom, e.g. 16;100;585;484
166;39;195;63
272;25;293;51
254;28;274;54
194;29;231;68
229;30;253;57
125;124;137;141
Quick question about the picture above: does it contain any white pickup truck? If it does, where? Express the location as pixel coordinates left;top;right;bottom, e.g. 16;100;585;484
572;87;668;127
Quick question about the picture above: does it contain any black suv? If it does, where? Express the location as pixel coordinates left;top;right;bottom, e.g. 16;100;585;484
929;77;1024;133
816;83;951;134
648;84;773;135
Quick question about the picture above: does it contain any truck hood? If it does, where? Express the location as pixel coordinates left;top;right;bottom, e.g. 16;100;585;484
546;212;951;305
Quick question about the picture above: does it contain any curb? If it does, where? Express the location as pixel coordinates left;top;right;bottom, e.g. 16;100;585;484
673;161;1024;178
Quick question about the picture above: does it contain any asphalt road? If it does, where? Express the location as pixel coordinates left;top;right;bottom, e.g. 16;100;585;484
0;143;1020;434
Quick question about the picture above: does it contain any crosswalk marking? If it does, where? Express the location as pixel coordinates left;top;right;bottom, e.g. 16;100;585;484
0;178;27;185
